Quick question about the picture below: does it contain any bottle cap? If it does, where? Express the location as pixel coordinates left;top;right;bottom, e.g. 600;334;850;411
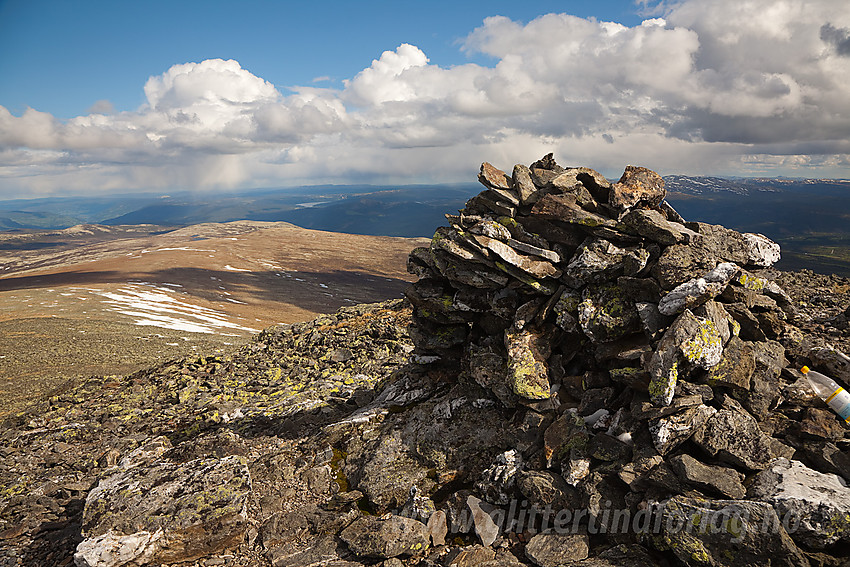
801;366;810;374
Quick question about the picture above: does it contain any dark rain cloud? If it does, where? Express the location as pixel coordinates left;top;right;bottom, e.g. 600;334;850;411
820;23;850;56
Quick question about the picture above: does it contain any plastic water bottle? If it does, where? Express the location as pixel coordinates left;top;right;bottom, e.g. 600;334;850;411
801;366;850;423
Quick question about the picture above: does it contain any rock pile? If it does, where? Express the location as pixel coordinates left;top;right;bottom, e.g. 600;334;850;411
405;154;850;565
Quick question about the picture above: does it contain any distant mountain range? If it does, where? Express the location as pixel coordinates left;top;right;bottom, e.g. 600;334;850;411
1;175;849;275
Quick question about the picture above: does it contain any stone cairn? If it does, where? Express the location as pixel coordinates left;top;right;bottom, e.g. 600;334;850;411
405;154;850;563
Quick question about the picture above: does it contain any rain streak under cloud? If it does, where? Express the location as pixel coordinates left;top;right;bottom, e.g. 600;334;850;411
1;0;849;197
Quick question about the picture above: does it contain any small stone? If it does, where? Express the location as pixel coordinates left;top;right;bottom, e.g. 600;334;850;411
690;222;751;265
445;544;496;567
303;465;332;495
668;454;746;499
467;496;501;547
693;300;734;345
543;412;591;485
431;250;510;289
578;283;641;343
658;278;724;316
562;239;648;287
621;208;691;245
635;302;669;340
608;166;666;211
800;407;847;441
479;162;512;190
735;340;787;419
507;238;561;263
649;404;716;455
588;432;632;462
743;233;781;267
646;310;722;407
703;262;740;285
513;164;539;204
469;218;512;241
651;244;718;290
471;234;561;279
465;193;517;217
399;486;436;523
524;532;589;567
477;450;524;506
516;471;578;512
553;289;581;333
724;303;766;342
530;193;623;239
426;511;447;547
807;344;850;383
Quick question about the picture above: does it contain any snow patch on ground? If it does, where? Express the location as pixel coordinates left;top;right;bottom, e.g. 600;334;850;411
156;247;216;252
94;284;258;335
224;265;250;272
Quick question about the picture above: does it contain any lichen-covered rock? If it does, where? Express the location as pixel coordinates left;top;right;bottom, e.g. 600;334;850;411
354;435;434;511
705;335;754;389
562;238;648;287
339;515;429;559
578;283;641;343
505;326;552;400
75;455;251;567
649;404;716;455
692;398;793;471
659;496;810;567
647;310;723;407
517;470;579;512
748;458;850;549
652;244;719;290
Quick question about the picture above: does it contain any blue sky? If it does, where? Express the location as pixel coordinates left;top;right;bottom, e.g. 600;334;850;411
0;0;645;119
1;0;849;197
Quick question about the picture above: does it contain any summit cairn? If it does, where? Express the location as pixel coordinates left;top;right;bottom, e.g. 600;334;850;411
406;153;784;411
405;154;850;565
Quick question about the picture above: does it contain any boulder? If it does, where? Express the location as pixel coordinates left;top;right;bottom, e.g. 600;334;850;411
659;496;810;567
749;458;850;548
75;455;251;567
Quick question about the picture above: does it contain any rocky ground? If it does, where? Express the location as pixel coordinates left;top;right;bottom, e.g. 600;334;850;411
1;157;850;567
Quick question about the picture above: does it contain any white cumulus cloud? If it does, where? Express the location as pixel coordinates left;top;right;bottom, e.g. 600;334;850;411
1;0;849;196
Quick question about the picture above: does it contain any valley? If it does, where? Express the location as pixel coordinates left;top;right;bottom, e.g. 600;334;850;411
0;221;427;418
